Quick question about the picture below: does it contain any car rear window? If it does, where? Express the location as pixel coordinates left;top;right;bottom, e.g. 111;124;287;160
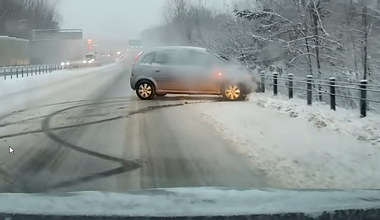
140;52;155;64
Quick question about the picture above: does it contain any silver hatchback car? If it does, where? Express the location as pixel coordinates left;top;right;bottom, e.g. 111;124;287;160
130;46;255;101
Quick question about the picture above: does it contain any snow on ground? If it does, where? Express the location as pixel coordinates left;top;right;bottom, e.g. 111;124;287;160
251;93;380;146
0;64;120;116
192;93;380;189
1;188;380;217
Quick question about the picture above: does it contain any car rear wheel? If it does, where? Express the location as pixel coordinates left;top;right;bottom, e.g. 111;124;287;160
136;81;155;100
223;84;245;101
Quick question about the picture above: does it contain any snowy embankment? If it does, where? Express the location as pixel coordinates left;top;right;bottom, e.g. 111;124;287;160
193;93;380;189
0;64;120;116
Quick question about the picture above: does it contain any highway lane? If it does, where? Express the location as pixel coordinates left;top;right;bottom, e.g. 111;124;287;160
0;63;272;193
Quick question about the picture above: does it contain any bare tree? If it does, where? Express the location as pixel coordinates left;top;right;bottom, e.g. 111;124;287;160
164;0;188;23
0;0;61;39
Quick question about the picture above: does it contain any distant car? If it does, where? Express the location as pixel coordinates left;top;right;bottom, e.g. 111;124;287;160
83;54;95;64
130;46;255;101
60;60;70;67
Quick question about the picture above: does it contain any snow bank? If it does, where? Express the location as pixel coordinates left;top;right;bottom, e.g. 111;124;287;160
192;94;380;189
0;188;380;217
251;93;380;146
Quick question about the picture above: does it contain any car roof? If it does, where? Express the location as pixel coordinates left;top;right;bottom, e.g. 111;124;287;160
142;46;208;54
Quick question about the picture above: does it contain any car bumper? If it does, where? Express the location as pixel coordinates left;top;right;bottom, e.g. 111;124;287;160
130;77;136;90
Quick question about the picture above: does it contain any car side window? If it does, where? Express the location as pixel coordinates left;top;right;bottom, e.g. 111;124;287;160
154;51;173;65
140;52;155;64
154;50;186;66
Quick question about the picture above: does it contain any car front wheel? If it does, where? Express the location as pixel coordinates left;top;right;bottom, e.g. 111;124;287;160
223;84;245;101
136;81;155;100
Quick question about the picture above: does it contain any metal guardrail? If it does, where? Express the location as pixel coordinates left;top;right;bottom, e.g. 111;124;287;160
0;62;99;80
257;72;380;118
0;64;65;80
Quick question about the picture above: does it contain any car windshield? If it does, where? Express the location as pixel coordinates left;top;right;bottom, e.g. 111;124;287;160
2;0;380;218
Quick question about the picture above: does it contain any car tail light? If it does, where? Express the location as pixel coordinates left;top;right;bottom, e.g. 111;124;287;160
134;51;143;64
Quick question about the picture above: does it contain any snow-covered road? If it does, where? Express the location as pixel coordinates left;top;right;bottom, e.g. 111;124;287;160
1;62;379;192
0;63;269;193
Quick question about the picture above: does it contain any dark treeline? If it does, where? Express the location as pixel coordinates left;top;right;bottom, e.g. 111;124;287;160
0;0;61;39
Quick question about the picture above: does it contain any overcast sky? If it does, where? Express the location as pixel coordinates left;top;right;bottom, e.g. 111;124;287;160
57;0;230;43
57;0;167;42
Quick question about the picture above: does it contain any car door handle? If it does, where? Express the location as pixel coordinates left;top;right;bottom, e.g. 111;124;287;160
154;69;160;72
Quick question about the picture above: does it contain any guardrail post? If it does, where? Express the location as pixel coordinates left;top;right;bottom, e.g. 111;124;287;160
360;80;368;118
273;72;278;96
307;75;313;106
10;68;12;79
21;67;24;77
260;71;265;93
3;68;6;80
16;67;19;78
329;77;336;111
288;73;293;99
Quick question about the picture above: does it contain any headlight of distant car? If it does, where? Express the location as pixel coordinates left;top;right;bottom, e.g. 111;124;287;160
66;62;70;66
83;60;88;64
60;62;65;66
